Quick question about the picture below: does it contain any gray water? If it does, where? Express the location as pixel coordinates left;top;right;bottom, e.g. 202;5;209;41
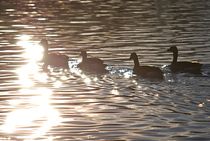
0;0;210;140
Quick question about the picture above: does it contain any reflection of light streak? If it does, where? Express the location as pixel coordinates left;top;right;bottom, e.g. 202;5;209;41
93;77;98;82
198;103;204;108
7;35;65;139
19;41;43;62
17;34;32;41
132;80;138;85
0;88;62;139
16;66;34;87
17;34;44;62
60;75;68;81
34;72;48;83
80;74;91;84
15;35;49;87
53;80;62;88
111;89;119;95
111;86;119;95
84;77;91;84
70;67;82;75
123;71;132;79
16;63;47;88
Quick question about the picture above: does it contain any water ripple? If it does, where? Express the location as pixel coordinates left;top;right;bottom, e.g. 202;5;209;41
0;0;210;140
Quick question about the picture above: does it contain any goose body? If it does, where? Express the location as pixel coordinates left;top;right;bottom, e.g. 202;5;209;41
130;52;163;80
167;46;202;73
40;39;69;69
78;51;107;73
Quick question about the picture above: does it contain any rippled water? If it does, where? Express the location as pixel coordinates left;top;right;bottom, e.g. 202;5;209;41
0;0;210;140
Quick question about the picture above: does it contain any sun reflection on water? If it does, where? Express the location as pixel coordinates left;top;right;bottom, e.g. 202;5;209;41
0;35;64;140
16;35;44;62
111;89;119;95
1;87;62;140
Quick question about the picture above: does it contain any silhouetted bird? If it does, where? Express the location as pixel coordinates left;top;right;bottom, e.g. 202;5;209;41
129;52;163;80
40;39;69;70
78;50;107;74
167;45;202;74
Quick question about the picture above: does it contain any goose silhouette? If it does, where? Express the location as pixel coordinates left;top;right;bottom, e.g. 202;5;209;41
40;39;69;70
130;52;163;80
167;46;202;74
78;50;107;74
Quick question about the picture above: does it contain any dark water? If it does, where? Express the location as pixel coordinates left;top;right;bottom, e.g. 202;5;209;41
0;0;210;140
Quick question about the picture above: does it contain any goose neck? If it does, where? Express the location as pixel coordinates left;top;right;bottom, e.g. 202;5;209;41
172;51;178;63
133;56;140;67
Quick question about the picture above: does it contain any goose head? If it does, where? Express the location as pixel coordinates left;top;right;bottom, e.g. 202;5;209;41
167;45;178;53
129;52;138;60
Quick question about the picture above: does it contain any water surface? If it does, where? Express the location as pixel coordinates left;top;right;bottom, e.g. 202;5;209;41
0;0;210;140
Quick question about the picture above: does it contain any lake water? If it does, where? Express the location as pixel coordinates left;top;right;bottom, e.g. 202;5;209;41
0;0;210;140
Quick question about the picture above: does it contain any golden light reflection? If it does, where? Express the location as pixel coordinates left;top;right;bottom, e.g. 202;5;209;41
17;34;44;62
111;89;119;95
123;71;132;79
70;67;82;75
111;86;119;95
80;74;91;84
60;75;68;81
0;87;62;140
132;80;138;85
5;34;65;139
84;77;91;84
15;63;48;88
53;80;62;88
15;35;49;88
17;34;32;41
17;76;34;88
91;77;98;82
198;102;204;108
34;72;48;83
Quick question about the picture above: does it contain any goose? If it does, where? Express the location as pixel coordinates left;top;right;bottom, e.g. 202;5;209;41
40;39;69;69
129;52;163;80
78;50;107;73
167;45;202;73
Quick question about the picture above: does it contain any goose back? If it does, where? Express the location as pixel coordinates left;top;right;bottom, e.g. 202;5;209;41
43;53;69;69
170;61;202;73
134;65;163;79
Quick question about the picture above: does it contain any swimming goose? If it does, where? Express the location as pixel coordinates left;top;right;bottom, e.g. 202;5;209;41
130;52;163;80
130;52;163;79
78;50;107;73
167;46;202;73
40;39;69;69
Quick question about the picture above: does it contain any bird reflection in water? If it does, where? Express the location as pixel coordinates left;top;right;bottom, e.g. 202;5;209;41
0;35;62;140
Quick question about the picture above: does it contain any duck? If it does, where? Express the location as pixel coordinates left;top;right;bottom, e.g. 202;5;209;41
40;39;69;70
78;50;107;73
129;52;163;80
167;45;202;73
